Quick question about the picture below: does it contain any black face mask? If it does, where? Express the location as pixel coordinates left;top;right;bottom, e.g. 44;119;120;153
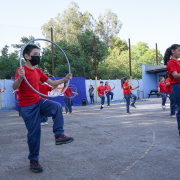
30;56;40;66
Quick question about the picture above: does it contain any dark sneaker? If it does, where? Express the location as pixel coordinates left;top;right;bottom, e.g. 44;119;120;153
126;112;131;115
30;161;43;173
55;134;74;145
100;105;104;109
131;104;136;108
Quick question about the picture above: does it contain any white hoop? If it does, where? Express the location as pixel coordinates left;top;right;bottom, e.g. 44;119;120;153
69;84;77;99
19;38;71;98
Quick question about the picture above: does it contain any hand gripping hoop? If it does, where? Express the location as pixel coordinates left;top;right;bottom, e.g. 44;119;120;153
19;39;71;98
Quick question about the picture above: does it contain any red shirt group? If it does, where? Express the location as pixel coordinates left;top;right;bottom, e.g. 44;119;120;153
123;83;132;94
15;65;49;107
39;84;52;100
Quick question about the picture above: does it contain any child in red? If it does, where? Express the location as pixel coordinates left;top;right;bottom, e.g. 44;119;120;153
164;44;180;139
12;44;74;173
97;81;106;109
122;78;139;114
158;76;167;110
13;89;21;116
62;82;78;114
39;81;57;125
104;81;115;107
165;72;176;117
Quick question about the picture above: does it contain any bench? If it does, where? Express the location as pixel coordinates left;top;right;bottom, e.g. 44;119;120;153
148;93;160;98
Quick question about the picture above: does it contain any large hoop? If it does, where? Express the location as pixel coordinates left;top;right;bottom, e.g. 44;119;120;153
109;82;115;91
69;84;77;99
19;38;71;98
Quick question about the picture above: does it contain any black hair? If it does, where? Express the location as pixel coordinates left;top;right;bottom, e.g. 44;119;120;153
165;72;169;79
23;44;39;60
100;81;103;84
164;44;180;65
105;81;108;85
64;82;67;86
123;77;128;86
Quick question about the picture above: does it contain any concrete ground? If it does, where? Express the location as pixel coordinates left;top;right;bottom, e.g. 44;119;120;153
0;98;180;180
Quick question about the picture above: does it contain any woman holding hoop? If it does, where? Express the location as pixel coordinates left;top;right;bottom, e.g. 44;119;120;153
62;82;78;114
104;81;115;107
12;44;74;173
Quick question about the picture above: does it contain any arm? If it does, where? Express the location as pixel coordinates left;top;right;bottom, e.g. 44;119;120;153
46;74;72;86
171;71;180;79
166;82;171;86
13;89;19;94
132;86;139;90
51;86;58;91
158;87;160;93
124;85;130;89
72;91;78;95
111;87;115;90
12;68;24;90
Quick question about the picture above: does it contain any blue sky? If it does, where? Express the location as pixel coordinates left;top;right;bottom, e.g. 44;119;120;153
0;0;180;56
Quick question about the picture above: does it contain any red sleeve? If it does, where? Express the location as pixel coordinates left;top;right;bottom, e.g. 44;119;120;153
15;68;20;80
39;69;49;83
158;83;160;87
130;85;132;89
69;87;72;92
97;87;100;91
47;85;52;91
167;61;178;74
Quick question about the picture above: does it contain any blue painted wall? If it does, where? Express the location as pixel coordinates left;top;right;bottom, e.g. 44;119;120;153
141;65;157;98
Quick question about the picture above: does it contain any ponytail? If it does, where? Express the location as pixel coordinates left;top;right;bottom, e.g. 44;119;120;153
164;44;180;65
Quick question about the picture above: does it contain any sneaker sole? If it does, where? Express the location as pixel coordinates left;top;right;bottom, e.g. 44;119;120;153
56;139;74;145
30;166;43;173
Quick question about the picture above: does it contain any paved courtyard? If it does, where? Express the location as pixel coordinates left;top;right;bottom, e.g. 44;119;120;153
0;98;180;180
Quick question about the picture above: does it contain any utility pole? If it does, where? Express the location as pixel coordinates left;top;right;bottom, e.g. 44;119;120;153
51;27;54;76
156;43;158;65
128;38;132;87
94;36;98;103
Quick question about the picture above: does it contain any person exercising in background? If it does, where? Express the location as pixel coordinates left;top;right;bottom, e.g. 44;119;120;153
104;81;115;107
62;82;78;114
97;81;107;110
39;81;58;125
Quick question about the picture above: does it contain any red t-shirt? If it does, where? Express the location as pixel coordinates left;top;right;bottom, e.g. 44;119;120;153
158;82;166;93
16;89;19;99
167;59;180;84
123;83;132;94
15;65;49;107
39;84;52;99
165;78;172;94
97;86;105;96
104;85;111;94
62;87;72;97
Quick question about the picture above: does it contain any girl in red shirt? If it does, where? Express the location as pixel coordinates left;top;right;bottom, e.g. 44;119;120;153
158;76;167;110
122;78;139;114
164;44;180;139
104;81;115;107
165;72;176;117
62;82;78;114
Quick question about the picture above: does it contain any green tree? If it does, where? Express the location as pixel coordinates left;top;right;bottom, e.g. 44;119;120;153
95;9;122;46
0;45;19;79
41;2;95;43
130;42;163;79
11;35;40;50
39;30;108;79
